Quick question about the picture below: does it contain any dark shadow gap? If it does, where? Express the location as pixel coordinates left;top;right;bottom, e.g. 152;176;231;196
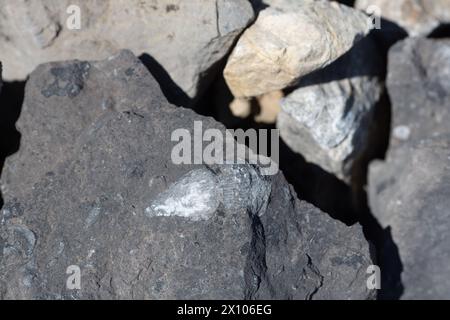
0;80;25;209
139;53;192;108
429;24;450;39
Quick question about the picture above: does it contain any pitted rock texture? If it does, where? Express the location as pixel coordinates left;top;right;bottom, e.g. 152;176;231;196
369;38;450;299
277;37;384;181
387;38;450;150
223;0;371;98
369;136;450;299
0;54;373;299
1;50;166;201
0;0;254;103
355;0;450;37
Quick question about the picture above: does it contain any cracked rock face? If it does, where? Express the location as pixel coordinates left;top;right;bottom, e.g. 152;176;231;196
1;50;166;201
223;0;371;98
0;53;373;299
277;37;384;181
355;0;450;37
0;0;254;103
369;38;450;299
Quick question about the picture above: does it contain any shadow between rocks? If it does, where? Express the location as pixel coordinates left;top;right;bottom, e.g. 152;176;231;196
429;24;450;39
0;81;25;209
139;53;191;108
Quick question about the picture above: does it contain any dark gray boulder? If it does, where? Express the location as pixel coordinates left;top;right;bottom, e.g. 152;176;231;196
1;50;166;201
277;37;384;182
369;38;450;299
0;52;374;299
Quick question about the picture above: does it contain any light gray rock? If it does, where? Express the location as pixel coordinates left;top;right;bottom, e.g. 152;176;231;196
277;37;384;181
368;38;450;299
0;50;166;201
223;0;372;98
355;0;450;37
0;0;254;103
0;53;374;299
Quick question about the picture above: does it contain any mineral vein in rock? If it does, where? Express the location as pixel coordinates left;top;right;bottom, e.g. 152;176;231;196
146;165;271;221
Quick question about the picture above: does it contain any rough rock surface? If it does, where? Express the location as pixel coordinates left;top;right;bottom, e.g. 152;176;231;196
223;0;371;98
369;136;450;299
0;53;373;299
277;37;384;181
355;0;450;37
1;50;166;201
0;0;254;102
386;38;450;149
369;38;450;299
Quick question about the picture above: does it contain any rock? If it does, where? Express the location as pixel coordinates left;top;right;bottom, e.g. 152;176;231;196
368;38;450;299
369;136;450;299
0;62;2;93
254;90;283;124
0;0;254;103
1;50;166;201
228;90;283;124
223;0;371;98
277;37;384;181
0;54;373;299
387;38;450;150
355;0;450;37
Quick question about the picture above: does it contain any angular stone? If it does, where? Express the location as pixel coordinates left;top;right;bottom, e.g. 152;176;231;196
277;37;384;181
223;0;371;98
387;38;450;150
0;54;373;299
0;0;254;102
1;50;166;201
355;0;450;37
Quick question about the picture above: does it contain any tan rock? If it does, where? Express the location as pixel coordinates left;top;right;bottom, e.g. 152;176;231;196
255;90;283;124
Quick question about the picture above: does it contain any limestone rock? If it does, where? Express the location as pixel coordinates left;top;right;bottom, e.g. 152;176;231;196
1;50;166;201
277;37;384;181
0;53;373;299
223;0;371;98
0;0;254;103
355;0;450;37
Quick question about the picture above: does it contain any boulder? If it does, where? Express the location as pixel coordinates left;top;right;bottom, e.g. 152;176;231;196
368;38;450;299
355;0;450;37
277;37;384;181
0;0;254;104
386;38;450;150
1;50;165;201
223;0;371;98
0;53;374;299
369;136;450;299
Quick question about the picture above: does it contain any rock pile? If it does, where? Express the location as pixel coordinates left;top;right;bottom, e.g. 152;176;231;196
1;0;450;300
